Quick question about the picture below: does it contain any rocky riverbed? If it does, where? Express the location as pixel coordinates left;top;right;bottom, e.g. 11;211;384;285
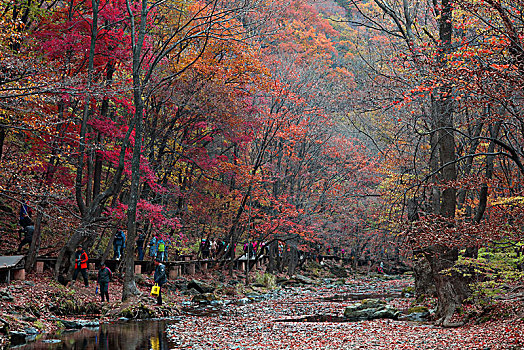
167;275;523;350
1;269;523;349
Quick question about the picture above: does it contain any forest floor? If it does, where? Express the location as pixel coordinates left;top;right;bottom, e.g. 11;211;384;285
167;273;524;350
0;266;522;349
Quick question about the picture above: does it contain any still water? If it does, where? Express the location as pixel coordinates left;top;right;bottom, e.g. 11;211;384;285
15;320;176;350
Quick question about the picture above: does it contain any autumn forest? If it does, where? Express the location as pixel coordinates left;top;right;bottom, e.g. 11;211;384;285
1;0;524;346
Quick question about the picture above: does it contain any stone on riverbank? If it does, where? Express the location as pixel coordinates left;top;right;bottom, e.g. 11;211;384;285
279;274;319;286
59;319;100;329
329;265;348;278
187;279;215;294
403;306;430;322
343;299;401;321
192;293;219;305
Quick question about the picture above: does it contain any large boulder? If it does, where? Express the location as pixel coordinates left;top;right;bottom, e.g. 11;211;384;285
59;319;100;329
343;299;401;321
191;293;219;305
330;265;348;278
187;279;215;294
280;275;319;286
294;274;318;285
404;306;430;322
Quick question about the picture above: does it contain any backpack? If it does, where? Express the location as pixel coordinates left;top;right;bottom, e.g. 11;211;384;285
158;240;165;252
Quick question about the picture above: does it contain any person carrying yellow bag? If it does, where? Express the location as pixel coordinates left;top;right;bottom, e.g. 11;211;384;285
153;259;167;305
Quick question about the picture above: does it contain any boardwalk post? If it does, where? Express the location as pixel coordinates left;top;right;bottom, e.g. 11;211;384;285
186;263;196;275
169;265;180;279
36;261;44;274
13;269;25;280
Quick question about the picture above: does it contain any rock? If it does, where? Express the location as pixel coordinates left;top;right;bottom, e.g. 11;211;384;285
169;278;189;292
407;305;429;314
24;327;38;335
294;274;318;285
60;319;100;329
404;312;430;322
279;275;318;286
343;299;400;321
0;318;9;334
275;277;289;284
372;305;401;319
405;306;430;321
0;290;14;302
9;331;27;345
21;316;37;322
210;300;224;307
361;299;386;308
330;265;348;278
235;298;250;305
182;288;200;296
191;293;219;305
246;293;264;302
187;279;215;294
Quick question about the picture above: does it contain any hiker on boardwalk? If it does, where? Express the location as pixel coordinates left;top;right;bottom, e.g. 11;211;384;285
19;203;32;228
113;230;126;260
201;238;210;259
17;220;34;253
136;231;146;261
153;258;167;305
148;236;158;260
72;245;89;287
97;262;112;302
157;237;166;261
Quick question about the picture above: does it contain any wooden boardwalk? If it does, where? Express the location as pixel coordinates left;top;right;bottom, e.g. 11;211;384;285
30;255;270;280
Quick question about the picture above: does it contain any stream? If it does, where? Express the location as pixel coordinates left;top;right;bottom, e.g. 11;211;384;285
13;319;178;350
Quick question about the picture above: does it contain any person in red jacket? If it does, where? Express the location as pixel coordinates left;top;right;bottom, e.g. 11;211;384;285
71;245;89;287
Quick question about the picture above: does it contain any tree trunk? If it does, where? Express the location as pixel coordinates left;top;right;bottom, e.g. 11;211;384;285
0;125;6;160
122;0;149;301
425;0;471;327
287;242;298;277
413;254;436;296
425;246;470;326
25;201;45;272
267;241;278;274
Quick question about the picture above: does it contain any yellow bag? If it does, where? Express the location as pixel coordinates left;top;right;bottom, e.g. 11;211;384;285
150;283;160;297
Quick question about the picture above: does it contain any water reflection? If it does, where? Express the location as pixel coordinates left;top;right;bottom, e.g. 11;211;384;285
17;320;174;350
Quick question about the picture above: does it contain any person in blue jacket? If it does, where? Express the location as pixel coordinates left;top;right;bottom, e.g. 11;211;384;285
113;230;126;260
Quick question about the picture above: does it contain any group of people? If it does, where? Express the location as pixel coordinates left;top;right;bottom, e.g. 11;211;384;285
146;235;169;261
199;239;271;260
14;203;169;304
112;230;171;262
70;244;168;305
200;239;230;259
